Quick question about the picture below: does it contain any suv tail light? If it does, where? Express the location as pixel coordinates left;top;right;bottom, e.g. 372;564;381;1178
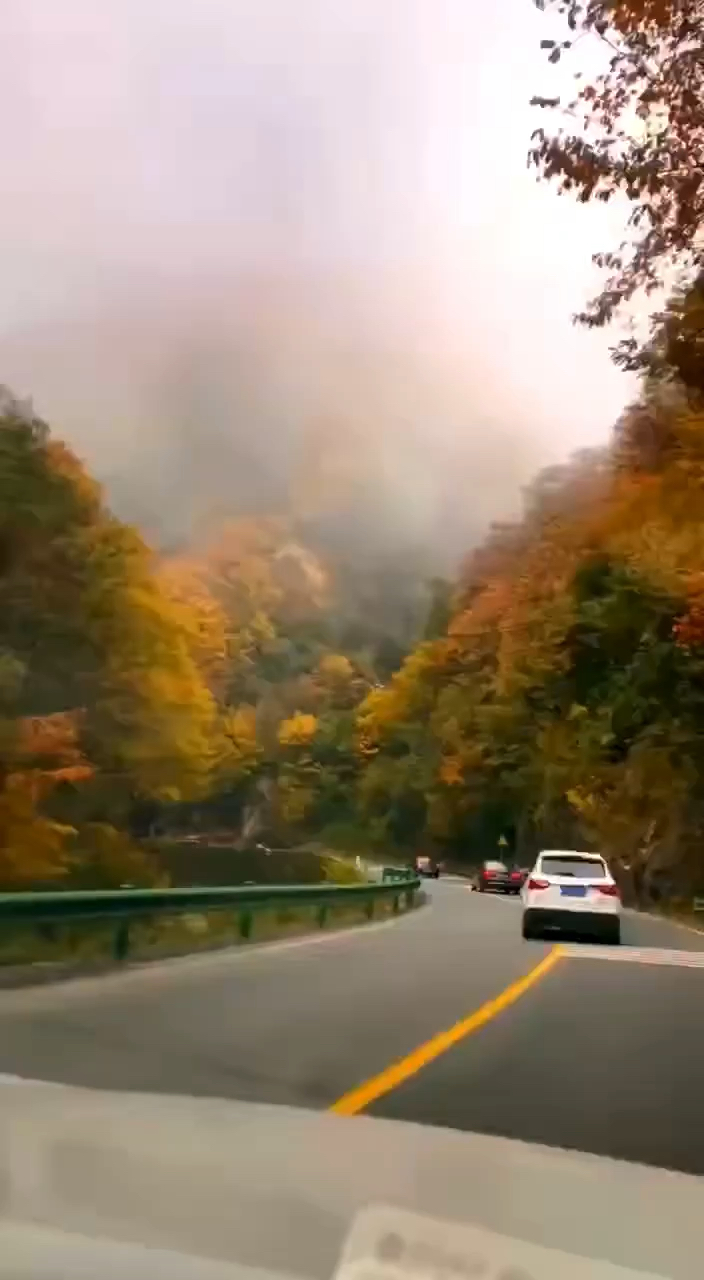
527;877;549;891
596;883;620;897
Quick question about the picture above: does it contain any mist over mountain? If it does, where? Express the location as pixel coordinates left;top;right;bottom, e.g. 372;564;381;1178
0;267;539;568
0;0;629;575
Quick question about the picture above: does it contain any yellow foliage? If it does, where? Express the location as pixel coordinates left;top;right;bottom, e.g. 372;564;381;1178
158;556;229;686
218;705;261;778
84;524;222;802
278;711;318;747
357;643;440;746
0;774;74;889
317;653;354;684
106;657;219;801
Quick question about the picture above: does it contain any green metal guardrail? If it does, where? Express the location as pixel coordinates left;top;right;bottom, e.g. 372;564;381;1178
0;875;421;964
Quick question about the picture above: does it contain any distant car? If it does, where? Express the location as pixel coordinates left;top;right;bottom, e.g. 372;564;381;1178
521;850;621;944
506;866;527;894
415;855;440;879
477;860;512;893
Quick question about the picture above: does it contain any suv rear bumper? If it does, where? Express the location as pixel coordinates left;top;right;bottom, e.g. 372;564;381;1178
524;907;619;938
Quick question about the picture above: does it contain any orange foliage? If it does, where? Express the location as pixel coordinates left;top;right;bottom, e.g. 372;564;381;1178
0;772;75;888
44;439;101;510
673;574;704;648
438;756;464;787
16;710;85;763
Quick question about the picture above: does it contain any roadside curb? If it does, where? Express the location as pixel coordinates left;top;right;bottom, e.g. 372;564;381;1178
625;906;704;939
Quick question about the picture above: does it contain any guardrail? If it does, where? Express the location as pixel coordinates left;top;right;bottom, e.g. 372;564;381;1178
0;875;421;964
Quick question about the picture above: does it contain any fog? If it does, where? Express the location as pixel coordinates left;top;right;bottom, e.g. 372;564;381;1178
0;0;630;565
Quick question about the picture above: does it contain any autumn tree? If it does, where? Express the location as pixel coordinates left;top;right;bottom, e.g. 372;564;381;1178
157;555;229;692
529;0;704;327
354;363;704;890
0;389;229;876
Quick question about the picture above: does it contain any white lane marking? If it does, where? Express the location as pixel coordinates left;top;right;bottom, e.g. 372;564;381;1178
562;945;704;968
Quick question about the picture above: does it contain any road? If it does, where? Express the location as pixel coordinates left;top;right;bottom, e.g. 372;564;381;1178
0;880;703;1175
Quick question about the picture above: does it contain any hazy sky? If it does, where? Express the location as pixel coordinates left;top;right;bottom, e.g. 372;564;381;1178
0;0;632;558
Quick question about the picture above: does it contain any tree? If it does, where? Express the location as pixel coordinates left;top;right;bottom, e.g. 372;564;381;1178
0;389;228;872
613;272;704;392
78;518;220;808
0;711;93;889
529;0;704;326
157;555;229;692
350;352;704;886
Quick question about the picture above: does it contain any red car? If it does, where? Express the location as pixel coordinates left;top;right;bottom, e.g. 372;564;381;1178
478;861;523;894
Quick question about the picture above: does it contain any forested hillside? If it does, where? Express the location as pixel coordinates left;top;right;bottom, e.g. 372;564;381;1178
359;278;704;895
7;0;704;898
8;272;704;896
0;385;437;888
8;271;704;898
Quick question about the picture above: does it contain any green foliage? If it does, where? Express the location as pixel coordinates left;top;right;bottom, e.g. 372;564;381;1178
68;824;164;889
0;390;444;885
356;292;704;894
320;855;364;885
0;392;233;881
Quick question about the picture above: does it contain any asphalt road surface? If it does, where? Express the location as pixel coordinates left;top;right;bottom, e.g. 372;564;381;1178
1;880;703;1176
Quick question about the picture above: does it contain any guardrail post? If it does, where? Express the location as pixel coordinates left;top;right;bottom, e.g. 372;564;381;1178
0;874;422;968
114;920;130;963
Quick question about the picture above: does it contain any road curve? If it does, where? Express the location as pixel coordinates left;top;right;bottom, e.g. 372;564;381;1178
0;880;703;1175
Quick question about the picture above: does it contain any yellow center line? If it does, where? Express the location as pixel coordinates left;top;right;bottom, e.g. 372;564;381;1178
330;945;563;1116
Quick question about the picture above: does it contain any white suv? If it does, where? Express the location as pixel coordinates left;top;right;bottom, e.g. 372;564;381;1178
521;850;621;944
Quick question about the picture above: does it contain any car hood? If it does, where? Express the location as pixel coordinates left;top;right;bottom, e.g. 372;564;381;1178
0;1078;698;1280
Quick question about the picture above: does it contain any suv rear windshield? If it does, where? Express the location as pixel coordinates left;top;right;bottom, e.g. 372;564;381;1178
483;861;507;873
539;855;607;879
